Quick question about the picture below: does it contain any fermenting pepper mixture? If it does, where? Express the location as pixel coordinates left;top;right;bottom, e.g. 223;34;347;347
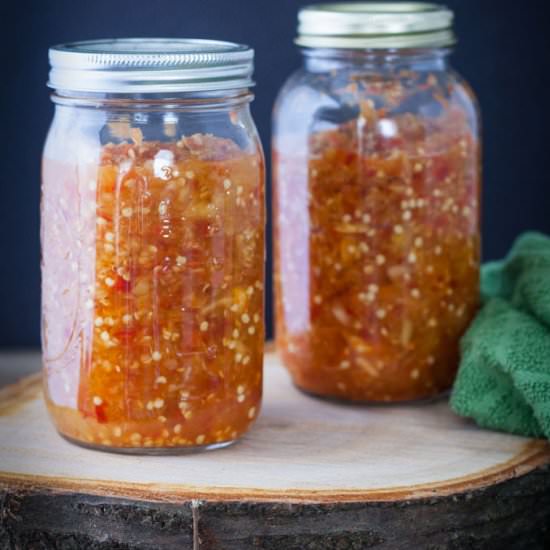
274;71;480;401
43;133;264;449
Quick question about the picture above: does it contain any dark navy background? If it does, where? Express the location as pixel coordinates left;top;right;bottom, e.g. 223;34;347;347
1;0;549;348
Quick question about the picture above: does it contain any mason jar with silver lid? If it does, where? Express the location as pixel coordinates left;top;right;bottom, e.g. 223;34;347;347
42;39;265;453
273;4;481;402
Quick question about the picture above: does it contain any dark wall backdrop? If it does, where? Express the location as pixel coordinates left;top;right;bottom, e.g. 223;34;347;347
1;0;549;348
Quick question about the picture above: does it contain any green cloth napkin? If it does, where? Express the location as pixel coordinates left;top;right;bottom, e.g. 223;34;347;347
450;232;550;439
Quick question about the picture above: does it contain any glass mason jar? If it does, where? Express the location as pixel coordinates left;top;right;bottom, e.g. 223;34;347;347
273;4;481;402
42;39;265;453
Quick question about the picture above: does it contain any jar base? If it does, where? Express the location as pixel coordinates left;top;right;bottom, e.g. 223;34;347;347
293;382;451;406
59;432;237;456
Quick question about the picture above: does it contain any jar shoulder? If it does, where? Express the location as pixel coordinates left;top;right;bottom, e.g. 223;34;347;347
44;103;263;162
272;67;323;123
273;64;481;146
446;68;481;125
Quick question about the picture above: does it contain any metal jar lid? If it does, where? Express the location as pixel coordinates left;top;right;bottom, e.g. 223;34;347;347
296;3;455;49
48;38;255;94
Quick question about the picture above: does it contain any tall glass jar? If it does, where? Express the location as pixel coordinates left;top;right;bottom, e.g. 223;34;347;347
42;39;265;453
273;4;481;402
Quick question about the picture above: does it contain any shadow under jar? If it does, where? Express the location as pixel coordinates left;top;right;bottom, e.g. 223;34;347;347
42;39;265;453
273;4;481;402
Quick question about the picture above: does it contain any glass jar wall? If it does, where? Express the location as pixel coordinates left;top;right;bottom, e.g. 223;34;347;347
273;4;481;402
42;40;265;452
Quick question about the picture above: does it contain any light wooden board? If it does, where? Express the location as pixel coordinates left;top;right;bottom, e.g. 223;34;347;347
1;351;549;548
0;351;548;503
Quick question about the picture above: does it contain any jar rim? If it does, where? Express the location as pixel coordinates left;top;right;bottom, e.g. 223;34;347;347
296;2;455;49
48;38;255;94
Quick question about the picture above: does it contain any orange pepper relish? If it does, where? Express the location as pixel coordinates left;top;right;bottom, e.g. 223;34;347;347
274;101;480;402
43;134;264;451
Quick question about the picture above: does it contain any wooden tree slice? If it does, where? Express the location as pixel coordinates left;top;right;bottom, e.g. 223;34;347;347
0;351;549;549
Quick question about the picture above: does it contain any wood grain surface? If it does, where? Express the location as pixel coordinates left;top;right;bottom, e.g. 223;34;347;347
0;351;549;549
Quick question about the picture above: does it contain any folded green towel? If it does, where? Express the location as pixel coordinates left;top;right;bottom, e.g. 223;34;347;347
450;232;550;439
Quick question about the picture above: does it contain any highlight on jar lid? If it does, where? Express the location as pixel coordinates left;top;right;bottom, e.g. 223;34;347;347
48;38;255;93
296;2;455;49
